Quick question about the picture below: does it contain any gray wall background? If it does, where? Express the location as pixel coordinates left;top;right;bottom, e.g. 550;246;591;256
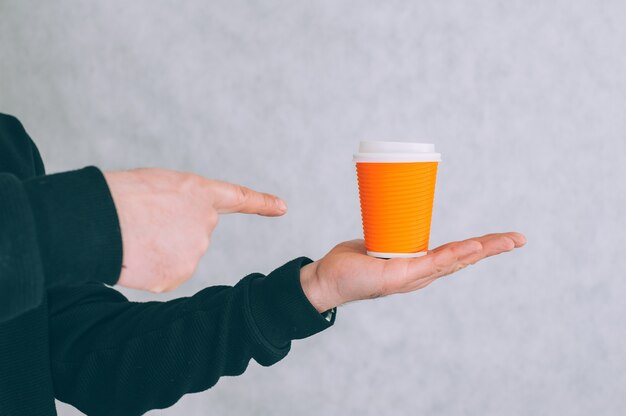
1;1;625;415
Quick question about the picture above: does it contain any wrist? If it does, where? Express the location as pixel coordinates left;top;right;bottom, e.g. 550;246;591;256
248;257;335;352
300;261;334;313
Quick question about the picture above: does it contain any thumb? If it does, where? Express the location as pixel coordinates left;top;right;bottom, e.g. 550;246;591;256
209;179;288;216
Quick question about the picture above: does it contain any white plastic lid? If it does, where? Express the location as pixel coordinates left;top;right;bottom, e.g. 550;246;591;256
353;141;441;163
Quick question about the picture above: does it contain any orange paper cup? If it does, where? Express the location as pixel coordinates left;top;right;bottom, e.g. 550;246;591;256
354;141;441;258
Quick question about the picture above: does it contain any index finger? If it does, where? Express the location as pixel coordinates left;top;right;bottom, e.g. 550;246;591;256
383;232;525;294
414;232;524;279
206;179;287;216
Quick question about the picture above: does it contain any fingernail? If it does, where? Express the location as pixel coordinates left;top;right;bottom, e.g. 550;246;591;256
278;199;287;212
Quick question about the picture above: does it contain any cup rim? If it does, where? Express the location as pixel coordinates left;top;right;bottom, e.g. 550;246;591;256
353;153;442;162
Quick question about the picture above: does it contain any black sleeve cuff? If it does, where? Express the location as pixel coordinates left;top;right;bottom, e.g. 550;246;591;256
22;166;123;287
249;257;336;350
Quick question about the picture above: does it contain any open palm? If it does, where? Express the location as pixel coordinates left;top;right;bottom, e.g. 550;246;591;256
301;232;526;312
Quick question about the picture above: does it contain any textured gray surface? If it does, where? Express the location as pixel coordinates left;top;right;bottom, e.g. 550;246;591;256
1;1;625;415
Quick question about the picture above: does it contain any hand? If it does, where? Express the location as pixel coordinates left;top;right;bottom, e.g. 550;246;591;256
104;168;287;292
300;232;527;312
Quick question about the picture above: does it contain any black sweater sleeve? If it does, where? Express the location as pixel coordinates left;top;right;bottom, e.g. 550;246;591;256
22;167;123;287
0;113;123;322
48;257;336;416
0;173;46;322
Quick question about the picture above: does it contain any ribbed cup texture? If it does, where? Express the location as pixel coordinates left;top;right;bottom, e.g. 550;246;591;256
356;162;438;254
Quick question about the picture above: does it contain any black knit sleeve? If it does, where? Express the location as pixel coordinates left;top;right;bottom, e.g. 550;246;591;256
0;113;123;298
22;166;123;287
0;173;46;322
48;257;336;416
0;114;47;322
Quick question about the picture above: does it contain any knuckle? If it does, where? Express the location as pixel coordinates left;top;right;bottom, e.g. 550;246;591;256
449;244;465;260
263;193;275;209
501;237;516;251
183;259;199;279
467;256;481;265
199;237;210;254
151;284;167;294
185;264;197;279
207;212;219;228
180;173;200;191
236;186;249;206
435;264;447;276
194;238;210;258
430;260;447;277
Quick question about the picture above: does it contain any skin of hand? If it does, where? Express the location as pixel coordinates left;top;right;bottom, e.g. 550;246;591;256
104;168;287;292
299;232;527;313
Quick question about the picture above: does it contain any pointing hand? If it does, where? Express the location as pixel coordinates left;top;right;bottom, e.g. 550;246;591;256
104;168;287;292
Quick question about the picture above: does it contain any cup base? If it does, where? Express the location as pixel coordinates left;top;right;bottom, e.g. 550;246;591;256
367;250;428;259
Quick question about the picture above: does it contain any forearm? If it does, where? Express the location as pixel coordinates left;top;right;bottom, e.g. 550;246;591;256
50;280;262;415
48;258;335;416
